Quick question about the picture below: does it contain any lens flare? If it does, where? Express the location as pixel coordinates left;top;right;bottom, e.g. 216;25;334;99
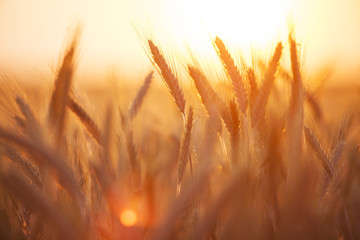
120;209;138;227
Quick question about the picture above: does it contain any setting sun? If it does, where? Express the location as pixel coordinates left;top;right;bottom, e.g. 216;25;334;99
190;0;289;46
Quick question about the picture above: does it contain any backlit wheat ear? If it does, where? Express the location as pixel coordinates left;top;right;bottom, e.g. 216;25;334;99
228;99;240;165
177;106;194;187
0;168;81;240
304;125;333;177
247;68;258;109
287;34;304;160
48;31;80;141
214;36;248;114
148;40;185;115
330;115;351;167
15;96;42;138
3;143;42;186
0;127;84;208
187;65;224;132
251;42;283;127
68;97;102;144
187;65;218;115
128;71;153;121
288;35;304;122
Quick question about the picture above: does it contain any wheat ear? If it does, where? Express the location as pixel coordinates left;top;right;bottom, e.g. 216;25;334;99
48;32;79;141
128;71;153;121
247;68;258;109
3;143;42;186
287;34;304;161
177;106;194;186
228;99;240;165
68;97;102;144
148;40;185;115
0;168;81;240
214;36;248;114
0;126;84;207
304;125;333;177
15;96;42;138
251;42;283;127
187;65;225;132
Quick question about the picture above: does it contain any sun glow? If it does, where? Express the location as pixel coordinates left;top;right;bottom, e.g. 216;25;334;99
170;0;290;55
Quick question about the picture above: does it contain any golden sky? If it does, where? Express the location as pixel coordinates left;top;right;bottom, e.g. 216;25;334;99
0;0;360;84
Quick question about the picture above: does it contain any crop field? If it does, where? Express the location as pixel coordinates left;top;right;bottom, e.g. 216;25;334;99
0;7;360;239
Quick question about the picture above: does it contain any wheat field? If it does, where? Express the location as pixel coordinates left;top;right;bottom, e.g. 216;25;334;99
0;29;359;240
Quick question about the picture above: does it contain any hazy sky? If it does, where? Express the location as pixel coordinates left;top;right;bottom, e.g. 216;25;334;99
0;0;360;84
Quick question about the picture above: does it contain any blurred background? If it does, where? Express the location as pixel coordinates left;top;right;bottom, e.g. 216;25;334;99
0;0;360;86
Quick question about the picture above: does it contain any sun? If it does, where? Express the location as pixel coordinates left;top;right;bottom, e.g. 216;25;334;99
169;0;290;54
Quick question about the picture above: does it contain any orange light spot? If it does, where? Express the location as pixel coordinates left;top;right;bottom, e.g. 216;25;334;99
120;209;137;227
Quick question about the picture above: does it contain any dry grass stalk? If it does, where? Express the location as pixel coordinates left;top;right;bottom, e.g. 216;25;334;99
214;36;248;114
68;97;102;144
177;106;194;186
304;125;333;177
128;71;153;121
48;32;79;141
148;40;185;115
251;42;283;127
